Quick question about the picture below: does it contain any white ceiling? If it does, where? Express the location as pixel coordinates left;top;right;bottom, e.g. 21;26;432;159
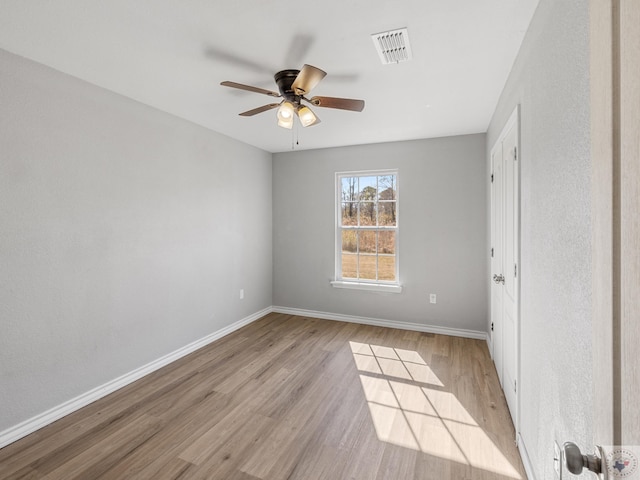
0;1;539;153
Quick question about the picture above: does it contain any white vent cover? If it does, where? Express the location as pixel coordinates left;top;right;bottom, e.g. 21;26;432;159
371;28;413;64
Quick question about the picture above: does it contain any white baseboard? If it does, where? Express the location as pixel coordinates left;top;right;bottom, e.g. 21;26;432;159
0;307;271;449
1;305;490;449
272;306;489;341
517;433;536;480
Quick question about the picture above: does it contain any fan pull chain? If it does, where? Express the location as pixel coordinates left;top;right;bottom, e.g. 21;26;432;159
291;119;300;150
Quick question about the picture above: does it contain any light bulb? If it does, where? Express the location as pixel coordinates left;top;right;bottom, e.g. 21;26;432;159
277;102;295;121
297;105;319;127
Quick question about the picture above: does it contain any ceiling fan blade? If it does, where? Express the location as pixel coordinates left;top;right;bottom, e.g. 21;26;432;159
239;103;281;116
284;34;315;68
221;81;281;98
291;64;327;95
204;46;274;74
307;96;365;112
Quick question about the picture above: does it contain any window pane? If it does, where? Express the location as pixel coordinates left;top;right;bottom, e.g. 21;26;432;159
341;253;357;278
342;202;358;226
378;202;396;226
342;230;357;253
378;175;396;201
378;231;395;254
341;177;358;202
379;255;396;281
359;254;377;280
358;176;377;200
358;202;376;226
359;231;376;253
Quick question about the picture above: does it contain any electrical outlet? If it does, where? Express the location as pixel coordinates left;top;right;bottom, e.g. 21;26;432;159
553;441;563;479
239;289;244;300
429;294;436;304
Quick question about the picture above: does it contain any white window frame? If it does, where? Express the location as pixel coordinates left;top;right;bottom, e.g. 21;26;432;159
331;169;402;293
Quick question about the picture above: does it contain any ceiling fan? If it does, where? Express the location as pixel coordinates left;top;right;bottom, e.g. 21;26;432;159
221;64;365;129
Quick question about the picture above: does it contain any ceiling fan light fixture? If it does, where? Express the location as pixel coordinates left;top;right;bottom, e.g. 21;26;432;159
221;64;365;130
297;105;319;127
277;101;294;120
277;117;294;129
277;101;295;129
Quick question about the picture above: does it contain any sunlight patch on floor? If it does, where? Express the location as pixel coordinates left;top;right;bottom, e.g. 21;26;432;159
349;341;522;479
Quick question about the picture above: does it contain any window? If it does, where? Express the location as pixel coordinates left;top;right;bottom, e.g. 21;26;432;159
332;170;401;293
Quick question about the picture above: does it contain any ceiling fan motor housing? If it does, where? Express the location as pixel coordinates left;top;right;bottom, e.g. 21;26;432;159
274;69;301;103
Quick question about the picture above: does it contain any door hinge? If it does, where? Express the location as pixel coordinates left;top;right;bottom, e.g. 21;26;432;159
513;146;518;161
490;173;494;183
491;247;494;258
514;379;517;392
514;264;518;277
491;322;494;331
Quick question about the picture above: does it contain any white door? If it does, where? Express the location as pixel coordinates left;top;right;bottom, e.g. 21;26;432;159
490;107;520;427
562;2;639;477
591;0;640;449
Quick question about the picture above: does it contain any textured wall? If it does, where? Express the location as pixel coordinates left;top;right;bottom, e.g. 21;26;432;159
486;1;592;478
0;49;273;433
273;134;487;333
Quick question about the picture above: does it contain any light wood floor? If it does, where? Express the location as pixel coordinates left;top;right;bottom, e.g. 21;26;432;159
0;313;526;479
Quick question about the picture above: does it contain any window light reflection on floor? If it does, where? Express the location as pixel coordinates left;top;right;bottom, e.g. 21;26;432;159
349;341;521;479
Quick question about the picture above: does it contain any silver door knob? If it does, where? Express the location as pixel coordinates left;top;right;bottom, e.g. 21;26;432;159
563;442;603;476
493;274;505;284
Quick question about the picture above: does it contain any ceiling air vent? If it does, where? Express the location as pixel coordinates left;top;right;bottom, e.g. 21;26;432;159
371;28;413;65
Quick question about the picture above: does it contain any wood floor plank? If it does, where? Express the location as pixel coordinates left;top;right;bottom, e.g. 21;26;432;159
2;465;41;480
0;313;526;480
130;457;197;480
179;407;273;465
238;359;349;478
284;444;342;480
182;413;275;479
212;337;297;395
40;414;163;479
90;391;231;479
375;443;418;480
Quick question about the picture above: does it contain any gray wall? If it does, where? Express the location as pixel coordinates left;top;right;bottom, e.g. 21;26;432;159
0;49;273;433
487;1;592;478
273;134;487;333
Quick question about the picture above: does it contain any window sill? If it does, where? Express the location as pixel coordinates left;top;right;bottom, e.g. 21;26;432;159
330;281;403;293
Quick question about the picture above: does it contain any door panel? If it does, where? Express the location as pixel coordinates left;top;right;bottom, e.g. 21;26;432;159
490;107;519;428
618;0;640;446
502;121;519;421
591;0;640;445
491;146;504;386
579;0;639;473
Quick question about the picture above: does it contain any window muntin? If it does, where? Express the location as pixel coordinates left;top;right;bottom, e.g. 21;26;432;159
337;171;398;285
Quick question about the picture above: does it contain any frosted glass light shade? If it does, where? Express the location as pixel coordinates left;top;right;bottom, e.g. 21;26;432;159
297;105;319;127
277;101;295;129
